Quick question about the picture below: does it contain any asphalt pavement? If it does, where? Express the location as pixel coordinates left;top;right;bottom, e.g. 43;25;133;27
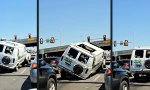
0;66;35;90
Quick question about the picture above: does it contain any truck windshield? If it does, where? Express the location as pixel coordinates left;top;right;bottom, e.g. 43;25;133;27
135;50;143;58
5;46;14;55
0;44;4;52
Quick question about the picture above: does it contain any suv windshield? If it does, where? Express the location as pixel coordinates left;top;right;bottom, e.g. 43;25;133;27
0;44;4;52
146;50;150;58
135;50;143;58
67;48;78;59
5;46;14;55
78;53;89;64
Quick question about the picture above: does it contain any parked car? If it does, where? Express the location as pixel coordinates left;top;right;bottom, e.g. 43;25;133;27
44;57;60;73
104;61;129;90
30;56;57;90
130;47;150;80
0;41;27;71
39;59;57;90
58;42;106;79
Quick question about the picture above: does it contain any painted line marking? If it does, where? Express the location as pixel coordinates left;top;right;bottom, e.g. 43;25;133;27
29;89;37;90
20;68;27;74
93;74;101;81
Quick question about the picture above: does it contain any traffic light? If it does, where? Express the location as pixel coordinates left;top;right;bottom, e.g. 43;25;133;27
114;41;117;47
120;41;123;45
40;38;43;44
87;36;90;42
28;33;31;38
14;35;17;40
103;35;106;41
124;40;128;46
50;37;55;43
46;39;49;43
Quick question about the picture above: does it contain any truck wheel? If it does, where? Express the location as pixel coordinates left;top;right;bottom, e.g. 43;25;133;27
119;80;129;90
61;70;66;79
134;74;139;81
47;78;57;90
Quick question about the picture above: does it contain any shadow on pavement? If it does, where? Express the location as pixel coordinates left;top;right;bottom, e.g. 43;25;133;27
57;81;104;84
0;67;14;74
98;83;105;90
21;76;35;90
130;77;150;86
0;64;30;74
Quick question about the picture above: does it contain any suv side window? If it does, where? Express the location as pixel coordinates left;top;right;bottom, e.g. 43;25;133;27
78;53;89;64
135;50;143;58
5;46;14;55
67;48;78;59
0;44;4;52
146;50;150;58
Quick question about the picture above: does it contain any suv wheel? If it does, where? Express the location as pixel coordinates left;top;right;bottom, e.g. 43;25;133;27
120;80;129;90
47;78;56;90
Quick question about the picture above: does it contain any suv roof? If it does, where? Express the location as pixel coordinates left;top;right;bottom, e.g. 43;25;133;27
70;42;104;56
134;46;150;50
0;41;25;48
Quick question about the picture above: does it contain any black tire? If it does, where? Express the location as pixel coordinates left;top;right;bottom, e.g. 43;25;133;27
73;65;83;75
2;56;10;65
119;80;129;90
145;60;150;69
47;78;57;90
61;70;66;79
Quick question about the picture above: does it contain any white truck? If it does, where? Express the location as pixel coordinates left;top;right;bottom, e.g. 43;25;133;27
130;46;150;80
58;42;106;79
0;41;27;71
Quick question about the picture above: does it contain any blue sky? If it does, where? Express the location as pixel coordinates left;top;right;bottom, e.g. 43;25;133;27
39;0;110;49
0;0;37;40
113;0;150;51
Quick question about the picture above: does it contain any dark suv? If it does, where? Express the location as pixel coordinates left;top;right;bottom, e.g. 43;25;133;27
104;61;129;90
39;59;57;90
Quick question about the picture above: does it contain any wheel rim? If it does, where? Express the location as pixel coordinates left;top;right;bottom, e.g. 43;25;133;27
123;84;128;90
49;82;55;90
